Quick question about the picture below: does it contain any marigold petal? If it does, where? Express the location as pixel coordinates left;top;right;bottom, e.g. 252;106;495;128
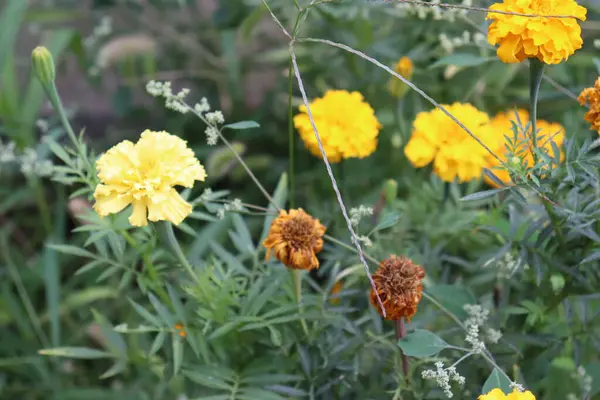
93;185;131;217
479;388;507;400
129;199;148;227
147;189;192;225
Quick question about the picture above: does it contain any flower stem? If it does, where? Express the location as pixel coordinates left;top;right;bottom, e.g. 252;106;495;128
121;229;170;304
291;269;309;336
395;318;410;383
529;58;545;164
31;177;52;235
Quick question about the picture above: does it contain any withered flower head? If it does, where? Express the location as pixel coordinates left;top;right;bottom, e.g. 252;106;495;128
369;255;425;321
578;77;600;133
263;208;326;271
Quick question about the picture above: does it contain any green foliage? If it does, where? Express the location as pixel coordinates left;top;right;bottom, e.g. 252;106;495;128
2;0;600;399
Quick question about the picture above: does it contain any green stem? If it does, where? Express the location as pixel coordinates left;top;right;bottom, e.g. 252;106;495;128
288;56;296;210
291;269;309;336
160;222;200;285
121;229;170;304
43;81;95;176
31;177;52;235
529;59;545;165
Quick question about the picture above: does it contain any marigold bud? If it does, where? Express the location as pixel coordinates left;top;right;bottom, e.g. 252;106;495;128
384;179;398;206
31;46;56;85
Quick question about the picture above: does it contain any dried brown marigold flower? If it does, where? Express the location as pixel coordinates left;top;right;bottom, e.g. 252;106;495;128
369;255;425;321
578;77;600;133
263;208;326;270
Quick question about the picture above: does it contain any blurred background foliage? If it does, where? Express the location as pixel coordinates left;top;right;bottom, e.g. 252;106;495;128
2;0;600;399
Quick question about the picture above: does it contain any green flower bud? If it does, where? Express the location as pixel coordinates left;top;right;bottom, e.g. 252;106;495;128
31;46;55;85
384;179;398;206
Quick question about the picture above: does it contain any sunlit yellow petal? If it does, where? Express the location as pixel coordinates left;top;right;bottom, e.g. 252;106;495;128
147;189;192;225
129;199;148;227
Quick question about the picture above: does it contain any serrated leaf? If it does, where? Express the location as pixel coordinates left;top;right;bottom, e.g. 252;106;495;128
397;330;451;357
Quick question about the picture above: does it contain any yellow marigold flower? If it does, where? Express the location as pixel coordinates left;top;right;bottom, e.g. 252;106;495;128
387;56;413;98
293;90;381;163
578;77;600;133
486;109;565;187
479;388;536;400
487;0;587;64
263;208;326;271
93;130;207;227
369;255;425;321
404;103;502;182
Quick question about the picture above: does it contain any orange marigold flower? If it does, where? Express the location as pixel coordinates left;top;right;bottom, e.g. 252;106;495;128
369;255;425;321
263;209;326;271
174;323;183;330
486;0;587;65
578;77;600;133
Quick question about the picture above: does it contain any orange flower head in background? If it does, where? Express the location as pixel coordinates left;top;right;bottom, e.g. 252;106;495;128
404;102;502;183
487;0;587;64
329;281;343;305
293;90;381;163
387;56;414;98
263;209;326;271
479;388;536;400
93;130;207;227
486;109;565;187
174;323;186;338
578;77;600;133
369;255;425;321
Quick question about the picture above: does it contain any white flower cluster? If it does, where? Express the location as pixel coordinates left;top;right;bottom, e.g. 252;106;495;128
146;80;225;146
439;31;488;54
422;361;465;398
484;251;525;280
0;140;16;164
83;16;112;49
350;205;374;226
146;80;190;114
464;304;502;354
357;235;373;247
20;148;54;178
594;39;600;49
398;0;473;22
569;366;593;399
0;139;53;178
200;188;214;202
510;382;525;392
216;198;244;219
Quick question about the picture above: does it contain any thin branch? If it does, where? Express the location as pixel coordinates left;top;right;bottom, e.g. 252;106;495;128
306;0;584;20
289;44;386;317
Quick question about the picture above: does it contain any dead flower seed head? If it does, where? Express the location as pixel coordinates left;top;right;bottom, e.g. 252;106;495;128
263;208;326;271
369;255;425;321
579;77;600;133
